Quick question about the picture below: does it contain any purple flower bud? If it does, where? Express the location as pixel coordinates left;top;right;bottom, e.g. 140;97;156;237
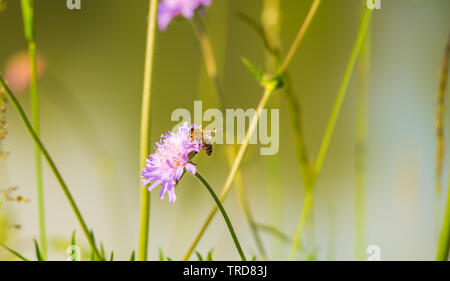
157;0;212;30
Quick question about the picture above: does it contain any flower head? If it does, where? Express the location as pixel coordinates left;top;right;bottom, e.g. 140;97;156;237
141;122;208;203
158;0;211;30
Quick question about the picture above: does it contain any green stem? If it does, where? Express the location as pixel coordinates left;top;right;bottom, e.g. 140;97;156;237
194;172;246;261
20;0;46;259
437;179;450;261
288;191;313;259
29;42;47;260
313;9;372;178
278;0;322;74
0;76;103;261
138;0;159;261
289;8;373;260
183;0;322;260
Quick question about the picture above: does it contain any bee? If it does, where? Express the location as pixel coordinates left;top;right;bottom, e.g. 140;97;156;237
190;127;214;156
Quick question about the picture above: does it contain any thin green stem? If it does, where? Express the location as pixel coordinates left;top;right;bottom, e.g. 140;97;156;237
20;0;46;259
289;8;373;260
183;83;276;260
183;0;321;260
435;34;450;262
437;179;450;261
288;191;313;259
138;0;159;262
283;74;312;192
0;76;103;261
313;9;372;178
354;13;371;261
279;0;322;74
194;172;246;261
0;192;4;209
29;42;46;260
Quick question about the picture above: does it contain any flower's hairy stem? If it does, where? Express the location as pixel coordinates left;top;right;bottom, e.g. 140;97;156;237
289;8;373;259
0;76;103;261
20;0;47;259
138;0;159;261
194;172;247;261
183;0;321;260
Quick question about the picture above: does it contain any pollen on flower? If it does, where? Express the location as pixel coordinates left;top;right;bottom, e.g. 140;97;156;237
157;0;212;30
140;122;208;203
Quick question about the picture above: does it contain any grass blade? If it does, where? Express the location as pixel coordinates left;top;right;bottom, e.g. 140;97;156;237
158;247;164;261
195;251;203;261
206;249;213;261
34;239;44;261
1;244;30;261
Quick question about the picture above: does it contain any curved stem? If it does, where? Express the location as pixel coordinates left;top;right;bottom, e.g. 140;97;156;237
0;76;103;261
288;191;313;259
194;172;246;261
138;0;159;261
183;0;322;260
313;9;372;178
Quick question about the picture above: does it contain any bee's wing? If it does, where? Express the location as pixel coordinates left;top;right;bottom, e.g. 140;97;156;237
203;134;213;144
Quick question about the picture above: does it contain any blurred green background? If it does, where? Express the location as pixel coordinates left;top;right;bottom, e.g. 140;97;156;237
0;0;449;260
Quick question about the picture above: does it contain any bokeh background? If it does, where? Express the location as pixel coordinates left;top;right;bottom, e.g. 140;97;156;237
0;0;449;260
